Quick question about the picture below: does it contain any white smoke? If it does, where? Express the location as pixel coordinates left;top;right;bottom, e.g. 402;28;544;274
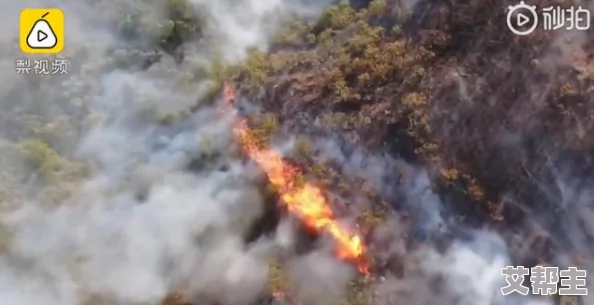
0;74;271;305
189;0;333;62
286;251;356;305
309;135;557;305
0;0;336;305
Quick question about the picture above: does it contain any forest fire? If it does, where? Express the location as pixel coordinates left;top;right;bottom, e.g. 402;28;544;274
222;83;369;274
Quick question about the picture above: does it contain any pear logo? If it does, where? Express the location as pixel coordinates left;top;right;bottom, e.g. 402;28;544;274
26;12;57;49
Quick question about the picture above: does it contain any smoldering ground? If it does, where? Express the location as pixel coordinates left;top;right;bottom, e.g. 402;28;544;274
295;134;556;305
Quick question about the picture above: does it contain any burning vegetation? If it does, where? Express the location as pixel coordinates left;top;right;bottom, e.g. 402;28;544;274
223;83;368;274
223;0;594;304
234;0;594;256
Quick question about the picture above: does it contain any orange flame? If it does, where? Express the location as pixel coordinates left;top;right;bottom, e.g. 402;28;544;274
222;83;368;274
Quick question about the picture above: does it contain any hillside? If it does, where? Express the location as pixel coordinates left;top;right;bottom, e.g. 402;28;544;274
225;1;593;303
0;0;592;305
233;0;594;261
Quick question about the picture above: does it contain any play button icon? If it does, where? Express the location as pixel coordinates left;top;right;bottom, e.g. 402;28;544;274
517;13;530;27
37;30;47;42
507;2;539;36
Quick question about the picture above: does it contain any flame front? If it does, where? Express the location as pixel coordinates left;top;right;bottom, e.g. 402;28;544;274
222;83;368;274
